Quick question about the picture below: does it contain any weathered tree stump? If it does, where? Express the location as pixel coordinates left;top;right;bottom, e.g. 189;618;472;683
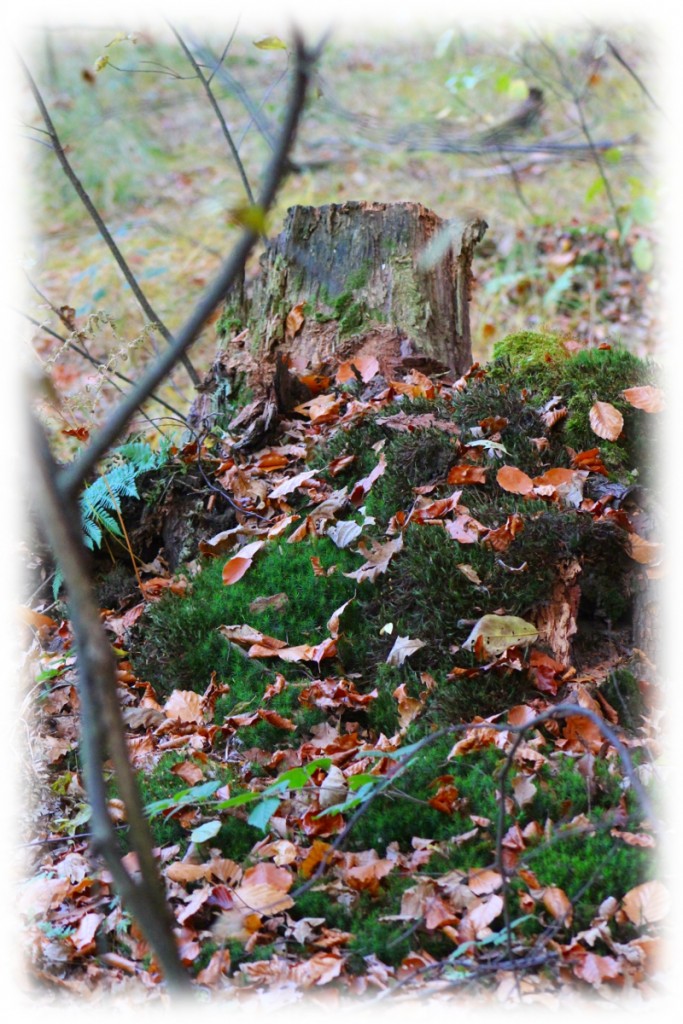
189;201;487;434
247;201;487;374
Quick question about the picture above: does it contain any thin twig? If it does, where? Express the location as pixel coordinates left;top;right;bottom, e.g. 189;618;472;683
606;39;661;112
169;24;257;211
18;310;188;425
19;52;200;387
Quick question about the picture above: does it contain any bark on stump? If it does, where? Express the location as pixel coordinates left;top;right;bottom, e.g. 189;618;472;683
247;200;487;375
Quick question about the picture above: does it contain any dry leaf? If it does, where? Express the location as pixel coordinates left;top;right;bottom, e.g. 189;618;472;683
468;869;502;895
285;301;305;339
589;401;623;441
336;353;380;383
222;540;264;585
622;385;664;413
318;766;348;809
447;465;487;485
462;614;538;656
268;469;319;499
386;635;426;667
164;690;204;724
622;880;669;925
496;465;535;495
512;773;537;809
542;886;573;926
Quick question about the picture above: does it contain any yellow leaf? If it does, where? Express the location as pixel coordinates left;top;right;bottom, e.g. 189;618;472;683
462;614;538;656
253;36;288;50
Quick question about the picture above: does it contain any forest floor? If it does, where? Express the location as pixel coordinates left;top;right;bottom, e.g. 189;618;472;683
16;22;670;1011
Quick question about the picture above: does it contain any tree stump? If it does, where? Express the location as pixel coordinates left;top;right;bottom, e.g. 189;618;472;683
247;201;487;375
189;201;487;434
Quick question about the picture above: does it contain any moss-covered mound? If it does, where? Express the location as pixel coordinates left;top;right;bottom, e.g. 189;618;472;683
118;333;658;975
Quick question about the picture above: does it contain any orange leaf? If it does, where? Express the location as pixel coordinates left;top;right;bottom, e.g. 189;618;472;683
170;761;204;785
496;465;534;495
625;533;661;565
300;840;331;879
336;353;380;383
622;385;664;413
447;465;487;485
164;689;204;723
222;540;264;585
293;393;341;425
589;401;623;441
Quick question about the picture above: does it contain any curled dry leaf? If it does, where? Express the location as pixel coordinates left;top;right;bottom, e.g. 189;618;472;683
393;682;424;730
589;401;624;441
285;301;305;340
622;385;664;413
542;886;573;926
386;635;426;666
268;469;319;500
318;765;348;810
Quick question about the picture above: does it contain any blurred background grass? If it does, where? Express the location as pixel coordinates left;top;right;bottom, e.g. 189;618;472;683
18;21;659;445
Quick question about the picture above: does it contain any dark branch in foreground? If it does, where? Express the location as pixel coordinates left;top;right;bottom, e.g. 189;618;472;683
31;415;191;992
26;33;319;992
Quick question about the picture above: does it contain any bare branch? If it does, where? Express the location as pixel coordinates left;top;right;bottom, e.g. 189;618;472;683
169;23;257;210
19;53;200;387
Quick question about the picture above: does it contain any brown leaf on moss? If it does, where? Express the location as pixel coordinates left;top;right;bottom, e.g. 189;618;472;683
622;385;664;413
543;886;573;926
496;465;534;495
589;400;624;441
446;465;487;485
483;513;524;552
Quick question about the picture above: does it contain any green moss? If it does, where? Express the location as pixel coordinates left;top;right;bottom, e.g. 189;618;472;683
601;669;648;732
216;303;245;338
345;739;503;853
132;537;364;697
492;330;570;368
524;830;651;932
365;429;459;524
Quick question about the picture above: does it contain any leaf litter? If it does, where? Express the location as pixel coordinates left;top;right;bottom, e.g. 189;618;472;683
22;339;664;1004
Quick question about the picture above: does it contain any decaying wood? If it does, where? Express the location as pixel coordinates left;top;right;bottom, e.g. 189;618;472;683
247;201;487;374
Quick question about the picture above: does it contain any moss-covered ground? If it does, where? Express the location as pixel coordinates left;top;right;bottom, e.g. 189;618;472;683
102;334;660;981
